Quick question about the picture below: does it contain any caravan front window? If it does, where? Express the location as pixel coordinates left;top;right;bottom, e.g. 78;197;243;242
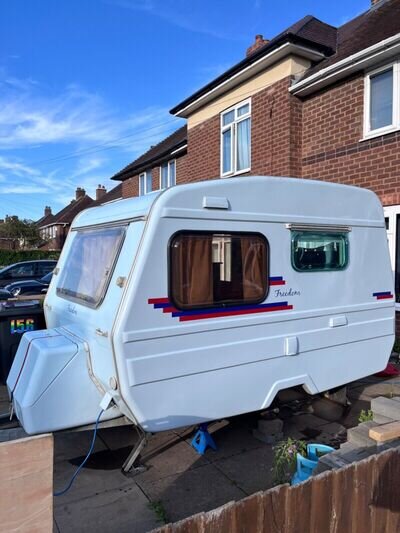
170;231;268;309
291;232;349;272
57;226;125;307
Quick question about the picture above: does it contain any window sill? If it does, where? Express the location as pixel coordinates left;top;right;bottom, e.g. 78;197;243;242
221;168;251;179
360;126;400;143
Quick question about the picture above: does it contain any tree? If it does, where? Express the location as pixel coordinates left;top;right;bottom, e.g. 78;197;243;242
0;217;45;249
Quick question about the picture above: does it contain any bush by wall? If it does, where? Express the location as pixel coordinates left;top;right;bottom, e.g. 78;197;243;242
0;249;60;267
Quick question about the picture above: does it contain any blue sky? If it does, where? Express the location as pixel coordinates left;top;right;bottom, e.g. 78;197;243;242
0;0;369;220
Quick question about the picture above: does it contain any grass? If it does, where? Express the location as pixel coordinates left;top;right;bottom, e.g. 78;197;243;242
393;338;400;354
149;500;169;524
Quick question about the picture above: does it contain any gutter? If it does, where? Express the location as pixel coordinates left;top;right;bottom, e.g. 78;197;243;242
171;38;327;118
290;32;400;96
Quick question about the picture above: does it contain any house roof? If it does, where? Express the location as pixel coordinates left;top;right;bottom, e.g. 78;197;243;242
36;212;55;228
170;17;337;116
302;0;400;80
90;183;123;207
111;126;187;182
42;195;94;227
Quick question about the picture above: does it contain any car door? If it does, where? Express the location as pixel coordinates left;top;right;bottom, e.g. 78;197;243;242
8;263;36;284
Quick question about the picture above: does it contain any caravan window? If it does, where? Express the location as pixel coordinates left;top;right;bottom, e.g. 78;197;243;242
170;232;268;309
291;232;349;272
57;226;125;307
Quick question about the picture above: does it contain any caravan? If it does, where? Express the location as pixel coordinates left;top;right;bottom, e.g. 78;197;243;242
7;176;395;441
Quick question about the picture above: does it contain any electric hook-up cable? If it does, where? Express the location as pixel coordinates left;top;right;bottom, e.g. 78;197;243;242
54;409;104;497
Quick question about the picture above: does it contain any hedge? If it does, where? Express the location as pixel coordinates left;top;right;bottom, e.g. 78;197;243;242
0;249;60;267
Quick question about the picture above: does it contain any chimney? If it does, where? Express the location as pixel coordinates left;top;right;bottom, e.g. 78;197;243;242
246;34;269;57
75;187;86;200
44;206;52;217
96;184;107;201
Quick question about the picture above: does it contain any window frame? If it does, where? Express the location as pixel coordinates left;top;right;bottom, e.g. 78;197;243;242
363;61;400;139
139;170;152;196
290;230;350;273
168;229;269;311
220;98;251;177
56;224;127;309
159;159;176;190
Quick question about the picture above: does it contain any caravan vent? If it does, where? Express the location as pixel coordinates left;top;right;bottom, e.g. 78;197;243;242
202;196;230;210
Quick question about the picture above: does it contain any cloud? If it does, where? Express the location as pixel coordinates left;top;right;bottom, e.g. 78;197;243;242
0;71;179;152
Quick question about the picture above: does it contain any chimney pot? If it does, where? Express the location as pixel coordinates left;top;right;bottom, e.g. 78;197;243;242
75;187;86;200
96;184;107;201
246;34;269;57
44;206;52;217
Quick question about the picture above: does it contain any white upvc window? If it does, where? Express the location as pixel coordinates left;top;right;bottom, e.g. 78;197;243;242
139;170;152;196
364;61;400;139
384;205;400;309
221;99;251;177
160;160;176;190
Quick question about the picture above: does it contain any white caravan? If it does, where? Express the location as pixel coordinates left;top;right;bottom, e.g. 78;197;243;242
7;176;395;440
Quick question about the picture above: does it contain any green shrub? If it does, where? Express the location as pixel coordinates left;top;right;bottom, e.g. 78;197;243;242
358;409;373;423
0;249;60;268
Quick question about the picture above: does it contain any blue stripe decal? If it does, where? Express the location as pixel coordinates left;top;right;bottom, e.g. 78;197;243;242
269;276;283;281
373;291;392;297
171;301;289;318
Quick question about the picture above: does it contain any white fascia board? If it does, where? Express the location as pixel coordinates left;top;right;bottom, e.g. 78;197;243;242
170;144;188;155
290;32;400;96
175;43;325;118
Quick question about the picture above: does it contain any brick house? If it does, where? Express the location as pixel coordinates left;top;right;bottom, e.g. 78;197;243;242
112;0;400;334
38;187;94;250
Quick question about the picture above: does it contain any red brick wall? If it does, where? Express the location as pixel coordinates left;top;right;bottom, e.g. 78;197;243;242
122;157;186;198
184;76;302;184
301;74;400;207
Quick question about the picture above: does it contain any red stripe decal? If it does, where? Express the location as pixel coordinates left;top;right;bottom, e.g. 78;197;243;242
148;297;170;305
377;294;393;300
269;280;286;286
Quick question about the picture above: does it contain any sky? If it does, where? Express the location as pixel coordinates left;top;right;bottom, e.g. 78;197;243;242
0;0;369;220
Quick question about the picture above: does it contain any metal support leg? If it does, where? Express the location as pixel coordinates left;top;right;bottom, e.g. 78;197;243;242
122;426;147;474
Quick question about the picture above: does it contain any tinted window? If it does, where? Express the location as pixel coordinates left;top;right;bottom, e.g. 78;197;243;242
57;226;125;307
292;232;349;272
37;262;55;276
170;232;268;309
9;263;35;279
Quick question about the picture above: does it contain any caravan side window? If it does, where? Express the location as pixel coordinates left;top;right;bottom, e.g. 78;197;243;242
291;232;349;272
169;232;268;309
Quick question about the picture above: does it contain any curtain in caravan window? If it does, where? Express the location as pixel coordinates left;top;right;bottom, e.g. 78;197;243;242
170;232;268;309
241;236;267;300
171;234;213;307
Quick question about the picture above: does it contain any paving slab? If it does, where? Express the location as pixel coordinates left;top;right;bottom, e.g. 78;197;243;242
186;420;263;463
134;435;208;483
136;463;245;523
53;454;135;506
353;382;400;399
213;445;274;495
371;396;400;421
54;483;158;533
54;430;108;463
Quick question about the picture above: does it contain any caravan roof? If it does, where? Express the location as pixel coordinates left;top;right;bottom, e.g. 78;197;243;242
72;176;384;230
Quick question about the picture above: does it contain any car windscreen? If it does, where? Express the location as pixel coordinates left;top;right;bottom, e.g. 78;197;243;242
40;272;53;283
56;225;126;307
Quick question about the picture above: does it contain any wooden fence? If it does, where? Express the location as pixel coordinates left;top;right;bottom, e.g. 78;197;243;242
0;434;53;532
155;447;400;533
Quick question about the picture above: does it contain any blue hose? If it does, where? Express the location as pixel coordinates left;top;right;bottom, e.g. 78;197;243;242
54;409;104;497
